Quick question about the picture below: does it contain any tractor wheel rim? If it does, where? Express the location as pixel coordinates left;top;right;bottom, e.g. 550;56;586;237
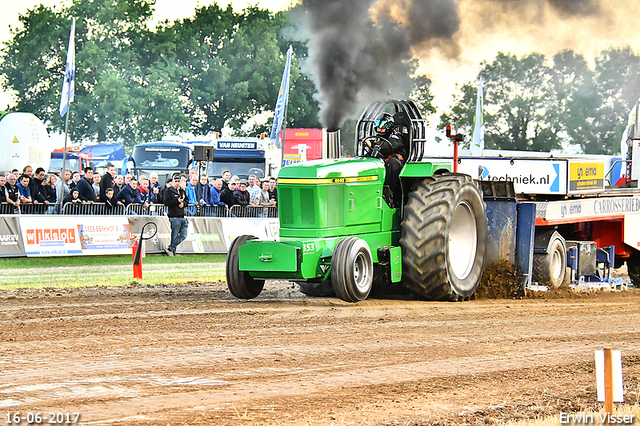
551;248;563;283
449;201;477;280
354;251;370;292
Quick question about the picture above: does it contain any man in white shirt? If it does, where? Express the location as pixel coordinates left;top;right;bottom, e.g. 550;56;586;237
247;174;261;205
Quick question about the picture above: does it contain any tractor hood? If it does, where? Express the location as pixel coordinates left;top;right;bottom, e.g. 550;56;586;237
277;157;385;181
276;157;391;239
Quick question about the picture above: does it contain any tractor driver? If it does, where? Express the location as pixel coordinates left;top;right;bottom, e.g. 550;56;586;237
370;112;408;206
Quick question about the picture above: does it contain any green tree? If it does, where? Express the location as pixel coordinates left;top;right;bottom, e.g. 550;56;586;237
547;49;599;152
1;1;322;148
482;52;559;151
409;75;436;121
160;5;320;137
442;52;565;152
438;82;477;148
441;47;640;155
589;46;640;154
0;0;191;146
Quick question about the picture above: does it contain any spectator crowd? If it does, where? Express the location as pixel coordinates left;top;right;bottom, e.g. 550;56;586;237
0;164;278;215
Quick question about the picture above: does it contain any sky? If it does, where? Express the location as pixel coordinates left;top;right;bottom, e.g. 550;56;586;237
2;0;640;119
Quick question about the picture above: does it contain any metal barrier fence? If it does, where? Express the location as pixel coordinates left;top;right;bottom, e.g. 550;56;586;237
0;202;50;214
190;205;228;217
0;202;279;218
0;203;15;214
126;203;168;216
229;205;278;218
60;202;127;215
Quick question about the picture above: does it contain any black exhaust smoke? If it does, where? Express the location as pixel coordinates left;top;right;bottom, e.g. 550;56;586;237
286;0;605;131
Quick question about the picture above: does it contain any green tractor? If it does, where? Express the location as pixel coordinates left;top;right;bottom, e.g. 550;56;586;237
226;99;488;302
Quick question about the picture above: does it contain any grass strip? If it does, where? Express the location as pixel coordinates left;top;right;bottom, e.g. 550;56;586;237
0;254;227;289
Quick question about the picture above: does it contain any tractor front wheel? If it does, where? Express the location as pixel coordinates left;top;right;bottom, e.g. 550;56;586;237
400;173;487;301
226;235;265;299
331;237;374;302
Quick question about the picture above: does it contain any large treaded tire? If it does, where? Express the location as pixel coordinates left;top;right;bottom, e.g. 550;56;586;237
226;235;265;299
532;230;566;289
331;237;374;303
400;174;487;301
627;255;640;287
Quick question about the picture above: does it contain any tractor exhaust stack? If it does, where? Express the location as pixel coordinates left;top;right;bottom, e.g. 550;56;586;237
326;128;341;159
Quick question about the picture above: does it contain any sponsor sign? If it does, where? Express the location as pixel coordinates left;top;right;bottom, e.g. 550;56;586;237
2;216;280;257
541;196;640;222
217;141;258;150
0;216;26;257
187;217;227;253
568;160;604;193
457;158;567;195
128;216;228;254
19;216;130;256
219;217;279;249
283;154;302;166
128;216;171;253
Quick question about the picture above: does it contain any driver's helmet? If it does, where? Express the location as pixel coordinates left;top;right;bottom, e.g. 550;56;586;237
374;112;394;137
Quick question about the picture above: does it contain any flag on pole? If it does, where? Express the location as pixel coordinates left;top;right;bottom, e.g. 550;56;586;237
270;46;292;148
470;76;484;156
59;18;76;117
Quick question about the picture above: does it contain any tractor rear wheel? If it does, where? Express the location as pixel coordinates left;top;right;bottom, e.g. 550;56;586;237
331;237;374;302
532;230;566;288
226;235;265;299
400;174;487;301
627;255;640;287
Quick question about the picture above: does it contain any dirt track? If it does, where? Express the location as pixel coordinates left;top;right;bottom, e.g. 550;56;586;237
2;281;640;425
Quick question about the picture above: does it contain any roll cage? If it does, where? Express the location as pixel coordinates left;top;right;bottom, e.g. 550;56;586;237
355;99;427;162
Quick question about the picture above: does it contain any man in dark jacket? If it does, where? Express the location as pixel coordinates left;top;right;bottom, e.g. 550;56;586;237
163;173;188;256
234;181;251;206
76;167;97;203
99;163;116;202
0;175;6;204
5;174;21;212
26;166;47;204
116;178;141;206
219;180;237;209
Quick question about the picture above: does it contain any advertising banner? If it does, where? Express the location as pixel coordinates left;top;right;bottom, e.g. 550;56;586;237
128;216;171;253
128;216;229;254
456;157;567;195
219;217;279;249
283;153;302;166
19;216;130;257
186;217;227;253
568;160;605;193
1;215;280;257
540;196;640;224
0;216;26;257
